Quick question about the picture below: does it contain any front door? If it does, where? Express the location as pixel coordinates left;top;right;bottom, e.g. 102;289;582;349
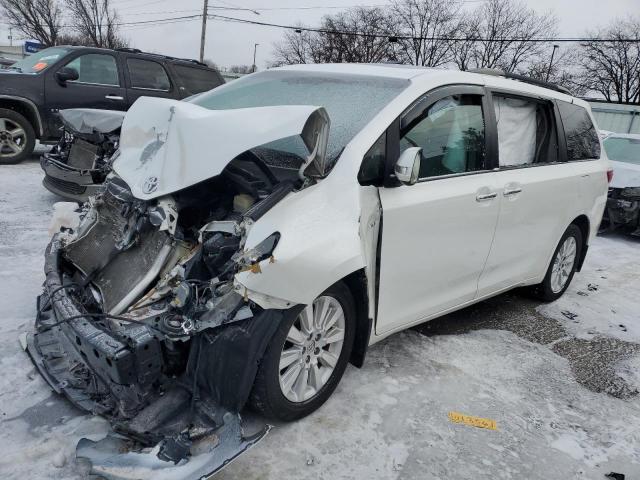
44;51;127;133
376;87;500;335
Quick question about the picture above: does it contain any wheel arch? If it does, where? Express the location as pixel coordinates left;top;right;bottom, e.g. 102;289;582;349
570;214;590;272
0;95;44;138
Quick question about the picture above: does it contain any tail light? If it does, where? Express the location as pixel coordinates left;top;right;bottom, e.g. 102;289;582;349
607;169;614;183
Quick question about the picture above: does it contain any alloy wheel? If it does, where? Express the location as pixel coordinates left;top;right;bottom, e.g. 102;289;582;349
550;236;577;293
0;117;27;159
279;296;346;403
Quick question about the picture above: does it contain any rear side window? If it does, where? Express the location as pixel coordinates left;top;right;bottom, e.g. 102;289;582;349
173;65;223;95
127;58;171;90
493;95;558;166
557;101;600;160
65;54;119;86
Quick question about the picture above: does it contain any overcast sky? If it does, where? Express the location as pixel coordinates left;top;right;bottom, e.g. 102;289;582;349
1;0;638;68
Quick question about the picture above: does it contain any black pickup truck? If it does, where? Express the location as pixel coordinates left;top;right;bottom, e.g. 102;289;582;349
0;46;224;164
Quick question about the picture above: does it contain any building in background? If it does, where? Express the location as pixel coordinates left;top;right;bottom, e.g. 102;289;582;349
589;100;640;135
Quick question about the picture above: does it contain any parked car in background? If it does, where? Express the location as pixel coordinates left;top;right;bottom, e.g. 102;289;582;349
40;109;124;201
0;46;224;164
40;90;215;201
602;133;640;236
28;65;609;478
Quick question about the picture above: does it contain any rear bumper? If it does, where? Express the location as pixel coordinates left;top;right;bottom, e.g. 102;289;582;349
40;154;103;202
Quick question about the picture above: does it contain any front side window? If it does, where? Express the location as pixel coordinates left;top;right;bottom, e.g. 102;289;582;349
9;47;69;73
173;65;222;95
493;95;558;167
358;132;386;185
400;94;486;179
604;136;640;165
127;59;171;90
65;54;119;86
557;101;600;161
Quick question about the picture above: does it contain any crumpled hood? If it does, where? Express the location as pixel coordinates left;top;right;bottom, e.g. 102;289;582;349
60;108;126;134
113;97;329;200
610;160;640;189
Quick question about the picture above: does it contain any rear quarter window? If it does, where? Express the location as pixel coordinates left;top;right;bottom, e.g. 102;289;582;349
557;101;600;161
173;65;223;95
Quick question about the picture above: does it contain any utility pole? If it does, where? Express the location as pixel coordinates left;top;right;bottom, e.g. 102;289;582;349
199;0;209;63
9;27;13;46
546;44;559;82
252;43;259;72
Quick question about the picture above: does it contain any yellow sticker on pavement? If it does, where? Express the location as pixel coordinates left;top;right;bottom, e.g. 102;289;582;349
448;411;497;430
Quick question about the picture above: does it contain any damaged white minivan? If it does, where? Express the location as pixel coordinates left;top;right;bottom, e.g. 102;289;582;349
28;64;609;478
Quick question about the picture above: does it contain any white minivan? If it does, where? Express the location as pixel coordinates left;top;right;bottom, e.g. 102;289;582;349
30;64;610;476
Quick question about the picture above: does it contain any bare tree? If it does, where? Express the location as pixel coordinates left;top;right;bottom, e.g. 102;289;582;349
452;0;556;73
576;19;640;103
318;7;398;63
66;0;127;48
229;65;253;74
520;48;588;96
271;26;324;66
271;8;397;65
0;0;62;46
391;0;461;67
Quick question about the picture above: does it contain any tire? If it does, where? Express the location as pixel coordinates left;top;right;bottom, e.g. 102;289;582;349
0;108;36;165
532;224;583;302
249;282;356;422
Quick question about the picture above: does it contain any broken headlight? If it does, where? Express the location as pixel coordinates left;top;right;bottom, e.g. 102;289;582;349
235;232;280;271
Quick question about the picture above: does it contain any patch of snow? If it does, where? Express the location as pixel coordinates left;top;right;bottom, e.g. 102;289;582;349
538;234;640;343
1;160;639;479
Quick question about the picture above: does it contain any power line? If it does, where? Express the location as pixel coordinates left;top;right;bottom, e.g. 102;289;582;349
1;10;639;42
207;13;640;43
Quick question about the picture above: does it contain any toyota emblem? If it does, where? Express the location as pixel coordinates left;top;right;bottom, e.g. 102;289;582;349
142;176;158;194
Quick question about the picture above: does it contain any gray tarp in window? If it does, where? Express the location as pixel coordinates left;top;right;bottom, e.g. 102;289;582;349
494;97;537;166
59;109;126;134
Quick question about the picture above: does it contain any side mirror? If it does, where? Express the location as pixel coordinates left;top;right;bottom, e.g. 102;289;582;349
394;147;421;185
55;67;79;85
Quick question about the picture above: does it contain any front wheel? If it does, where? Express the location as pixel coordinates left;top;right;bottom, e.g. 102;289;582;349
0;108;36;165
533;224;583;302
248;282;355;421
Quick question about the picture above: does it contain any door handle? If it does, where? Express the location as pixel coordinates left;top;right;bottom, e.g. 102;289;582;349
503;187;522;196
105;95;124;101
476;192;497;201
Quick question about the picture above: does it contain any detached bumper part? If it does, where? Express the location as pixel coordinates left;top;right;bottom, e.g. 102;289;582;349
76;417;269;480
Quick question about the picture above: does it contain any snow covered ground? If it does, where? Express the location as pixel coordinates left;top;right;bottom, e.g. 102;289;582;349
1;158;639;479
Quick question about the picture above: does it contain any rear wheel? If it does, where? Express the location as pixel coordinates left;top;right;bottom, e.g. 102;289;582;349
0;108;36;165
532;224;582;302
249;282;355;421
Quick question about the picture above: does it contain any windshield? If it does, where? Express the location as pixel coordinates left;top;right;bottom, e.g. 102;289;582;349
604;136;640;165
190;70;409;161
8;47;69;73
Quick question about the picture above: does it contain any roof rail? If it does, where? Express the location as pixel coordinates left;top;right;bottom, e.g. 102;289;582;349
467;68;572;96
116;47;142;54
115;47;207;67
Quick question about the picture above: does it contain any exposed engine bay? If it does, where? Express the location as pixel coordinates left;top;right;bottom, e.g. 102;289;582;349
27;99;332;479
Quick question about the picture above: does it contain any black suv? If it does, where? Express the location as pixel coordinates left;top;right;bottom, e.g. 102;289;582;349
0;46;224;164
